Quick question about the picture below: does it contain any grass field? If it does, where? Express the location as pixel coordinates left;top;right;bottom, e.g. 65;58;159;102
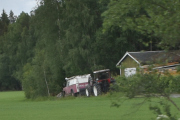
0;91;180;120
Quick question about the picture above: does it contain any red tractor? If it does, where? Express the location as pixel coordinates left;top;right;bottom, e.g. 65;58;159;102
85;69;115;97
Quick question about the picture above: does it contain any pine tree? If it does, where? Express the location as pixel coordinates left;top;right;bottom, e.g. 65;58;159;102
0;9;10;35
9;10;16;23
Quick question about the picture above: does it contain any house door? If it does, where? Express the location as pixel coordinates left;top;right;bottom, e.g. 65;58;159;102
124;68;136;77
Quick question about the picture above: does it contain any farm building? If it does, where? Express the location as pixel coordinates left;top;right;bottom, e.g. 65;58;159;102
116;50;180;77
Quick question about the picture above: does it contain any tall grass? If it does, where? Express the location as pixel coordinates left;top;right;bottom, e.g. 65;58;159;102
0;91;180;120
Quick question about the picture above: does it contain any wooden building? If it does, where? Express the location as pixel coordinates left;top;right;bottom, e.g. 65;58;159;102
116;51;180;77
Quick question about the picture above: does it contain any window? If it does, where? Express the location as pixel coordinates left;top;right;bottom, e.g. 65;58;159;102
124;68;136;77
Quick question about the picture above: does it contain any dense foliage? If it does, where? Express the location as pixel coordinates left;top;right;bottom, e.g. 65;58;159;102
0;0;179;98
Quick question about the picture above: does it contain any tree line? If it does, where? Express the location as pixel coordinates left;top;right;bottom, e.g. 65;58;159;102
0;0;179;99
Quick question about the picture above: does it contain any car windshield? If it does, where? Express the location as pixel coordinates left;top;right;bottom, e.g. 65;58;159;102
95;72;109;80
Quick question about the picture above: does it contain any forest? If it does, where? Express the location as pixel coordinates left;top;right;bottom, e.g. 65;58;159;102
0;0;180;99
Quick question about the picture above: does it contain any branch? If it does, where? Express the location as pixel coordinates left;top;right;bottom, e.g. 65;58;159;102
163;93;180;112
122;98;147;116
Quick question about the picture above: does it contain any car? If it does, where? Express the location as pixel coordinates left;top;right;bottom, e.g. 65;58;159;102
62;74;91;97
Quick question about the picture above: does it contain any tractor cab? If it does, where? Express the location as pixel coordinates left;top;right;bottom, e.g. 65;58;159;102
93;69;111;83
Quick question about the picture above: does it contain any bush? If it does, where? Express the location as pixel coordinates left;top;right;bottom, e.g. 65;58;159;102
112;72;180;119
114;72;180;98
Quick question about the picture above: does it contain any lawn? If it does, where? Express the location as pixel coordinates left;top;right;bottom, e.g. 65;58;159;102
0;91;180;120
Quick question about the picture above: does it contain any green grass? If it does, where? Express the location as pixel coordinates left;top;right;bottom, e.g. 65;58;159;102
0;91;180;120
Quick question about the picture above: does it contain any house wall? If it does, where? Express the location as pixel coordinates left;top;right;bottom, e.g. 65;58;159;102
120;56;139;76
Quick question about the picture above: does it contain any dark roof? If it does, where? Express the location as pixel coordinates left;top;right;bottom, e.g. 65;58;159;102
129;51;164;64
117;50;180;66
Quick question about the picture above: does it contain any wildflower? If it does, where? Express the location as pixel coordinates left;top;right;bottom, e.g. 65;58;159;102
156;114;169;120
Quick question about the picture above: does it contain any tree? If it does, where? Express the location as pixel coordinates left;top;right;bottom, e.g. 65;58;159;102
9;10;16;23
0;54;21;90
102;0;180;49
0;11;28;91
57;0;112;76
21;0;65;98
0;9;10;35
3;12;31;84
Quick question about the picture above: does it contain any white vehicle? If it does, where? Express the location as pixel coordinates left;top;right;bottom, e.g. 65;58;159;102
62;74;91;97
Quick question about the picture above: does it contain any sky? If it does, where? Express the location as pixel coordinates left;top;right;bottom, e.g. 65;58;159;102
0;0;37;16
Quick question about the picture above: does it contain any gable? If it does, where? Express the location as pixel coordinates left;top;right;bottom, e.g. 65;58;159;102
116;52;140;66
121;56;139;68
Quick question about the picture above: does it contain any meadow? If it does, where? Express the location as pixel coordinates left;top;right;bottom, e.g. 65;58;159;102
0;91;180;120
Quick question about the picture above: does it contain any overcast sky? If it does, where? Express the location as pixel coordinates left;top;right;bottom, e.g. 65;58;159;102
0;0;37;16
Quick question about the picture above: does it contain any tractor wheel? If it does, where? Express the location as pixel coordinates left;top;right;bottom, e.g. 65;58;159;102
71;90;77;97
62;91;65;97
93;83;101;96
85;84;91;97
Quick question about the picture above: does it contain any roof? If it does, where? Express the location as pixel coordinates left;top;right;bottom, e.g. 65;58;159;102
93;69;110;74
116;50;180;66
65;74;90;81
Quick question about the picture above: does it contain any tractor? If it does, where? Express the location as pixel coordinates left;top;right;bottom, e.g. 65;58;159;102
85;69;115;97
